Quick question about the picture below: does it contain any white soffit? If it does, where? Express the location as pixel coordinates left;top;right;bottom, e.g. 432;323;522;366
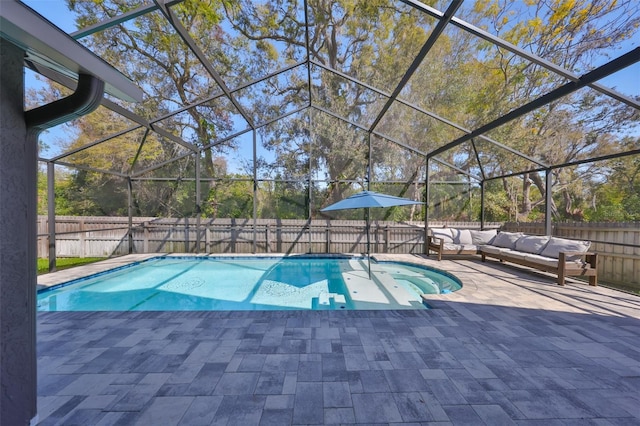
0;0;143;103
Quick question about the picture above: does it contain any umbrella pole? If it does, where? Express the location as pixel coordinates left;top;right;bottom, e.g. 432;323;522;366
366;208;371;279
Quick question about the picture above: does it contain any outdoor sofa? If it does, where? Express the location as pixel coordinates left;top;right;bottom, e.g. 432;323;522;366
427;228;498;260
427;228;598;286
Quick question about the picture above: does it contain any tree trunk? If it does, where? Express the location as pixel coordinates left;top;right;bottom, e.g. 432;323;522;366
520;173;532;220
530;172;559;219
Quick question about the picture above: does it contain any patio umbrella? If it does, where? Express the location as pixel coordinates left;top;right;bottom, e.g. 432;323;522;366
320;190;424;278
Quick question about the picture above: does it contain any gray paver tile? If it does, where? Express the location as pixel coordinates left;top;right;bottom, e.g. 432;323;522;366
321;353;347;381
255;370;286;395
282;371;298;394
442;404;485;424
450;378;495;404
58;374;114;396
238;354;267;372
213;371;259;395
263;353;299;372
427;378;468;405
264;394;294;410
393;392;436;422
298;360;323;381
178;395;223;426
384;368;430;392
135;396;194;426
93;411;130;426
357;369;391;393
505;389;597;419
106;373;170;411
322;381;351;408
352;392;403;423
293;382;323;424
323;407;356;424
185;362;225;396
472;403;517;425
209;395;265;426
259;408;293;425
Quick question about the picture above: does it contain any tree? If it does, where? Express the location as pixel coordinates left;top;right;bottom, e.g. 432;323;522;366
466;0;640;221
227;0;434;207
28;0;640;224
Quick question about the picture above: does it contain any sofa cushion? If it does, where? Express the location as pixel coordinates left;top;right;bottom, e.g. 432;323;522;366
540;237;591;260
514;235;550;254
451;229;473;245
491;232;524;249
523;253;559;268
500;249;528;261
443;243;477;253
431;228;454;243
470;229;497;245
479;245;511;255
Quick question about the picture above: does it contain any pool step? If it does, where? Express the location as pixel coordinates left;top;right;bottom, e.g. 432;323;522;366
312;292;345;309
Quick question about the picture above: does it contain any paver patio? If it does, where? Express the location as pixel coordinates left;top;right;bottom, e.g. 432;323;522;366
36;255;640;425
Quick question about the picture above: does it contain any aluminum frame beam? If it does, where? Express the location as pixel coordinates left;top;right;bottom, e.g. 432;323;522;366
154;0;256;129
429;47;640;159
368;0;462;133
401;0;640;110
1;0;142;102
310;60;548;168
71;3;159;40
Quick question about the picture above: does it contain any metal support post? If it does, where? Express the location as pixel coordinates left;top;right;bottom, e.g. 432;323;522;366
47;161;56;271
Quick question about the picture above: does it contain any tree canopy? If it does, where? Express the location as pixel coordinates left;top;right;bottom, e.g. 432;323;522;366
29;0;640;222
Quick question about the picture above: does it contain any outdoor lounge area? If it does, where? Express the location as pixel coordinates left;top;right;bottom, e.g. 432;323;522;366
35;254;640;424
1;1;639;425
427;228;599;286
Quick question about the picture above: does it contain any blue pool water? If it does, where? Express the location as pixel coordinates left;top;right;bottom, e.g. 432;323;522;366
37;256;461;311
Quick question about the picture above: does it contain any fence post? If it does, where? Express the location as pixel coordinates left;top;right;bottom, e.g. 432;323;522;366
325;226;331;253
205;224;211;253
170;225;174;253
231;218;236;253
79;219;85;258
277;220;282;253
184;217;190;253
385;226;390;253
266;223;271;253
143;222;149;253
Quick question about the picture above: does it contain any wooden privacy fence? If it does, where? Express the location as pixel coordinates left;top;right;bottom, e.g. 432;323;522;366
37;216;498;257
38;216;489;257
37;216;639;287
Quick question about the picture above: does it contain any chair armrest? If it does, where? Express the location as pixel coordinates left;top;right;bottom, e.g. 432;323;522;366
427;236;445;246
558;251;598;268
560;251;596;257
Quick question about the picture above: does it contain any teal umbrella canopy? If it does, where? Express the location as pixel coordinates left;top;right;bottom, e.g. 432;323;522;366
320;191;423;211
321;191;424;279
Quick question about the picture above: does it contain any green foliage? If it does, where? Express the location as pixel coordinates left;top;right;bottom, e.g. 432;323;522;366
37;257;106;275
478;191;511;222
258;181;308;219
202;179;253;219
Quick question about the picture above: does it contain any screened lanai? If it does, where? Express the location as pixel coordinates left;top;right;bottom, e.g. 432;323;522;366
23;0;639;247
2;1;640;424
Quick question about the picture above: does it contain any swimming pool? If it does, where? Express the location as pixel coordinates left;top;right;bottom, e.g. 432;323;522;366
37;256;462;311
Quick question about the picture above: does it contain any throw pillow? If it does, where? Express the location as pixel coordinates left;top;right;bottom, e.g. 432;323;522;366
492;232;523;249
469;229;497;245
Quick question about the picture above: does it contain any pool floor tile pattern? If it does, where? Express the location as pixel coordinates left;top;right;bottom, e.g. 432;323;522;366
36;256;640;425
